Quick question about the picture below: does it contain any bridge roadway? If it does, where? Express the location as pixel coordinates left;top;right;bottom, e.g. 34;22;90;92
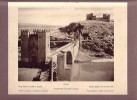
50;40;79;62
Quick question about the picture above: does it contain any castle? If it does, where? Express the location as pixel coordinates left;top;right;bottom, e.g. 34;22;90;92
86;13;110;22
20;29;50;68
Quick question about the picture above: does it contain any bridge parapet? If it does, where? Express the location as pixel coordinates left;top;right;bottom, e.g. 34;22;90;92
73;41;79;62
50;42;73;57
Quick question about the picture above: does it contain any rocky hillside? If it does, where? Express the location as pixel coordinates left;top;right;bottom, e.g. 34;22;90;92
59;20;114;58
80;20;114;39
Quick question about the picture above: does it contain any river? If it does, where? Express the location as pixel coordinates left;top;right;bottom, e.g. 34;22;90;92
70;61;114;81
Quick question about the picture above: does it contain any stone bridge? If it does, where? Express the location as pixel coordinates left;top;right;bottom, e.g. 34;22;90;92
19;29;80;81
48;40;79;81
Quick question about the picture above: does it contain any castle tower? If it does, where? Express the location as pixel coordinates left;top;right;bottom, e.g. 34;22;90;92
107;14;110;22
37;29;50;68
20;29;50;68
21;30;29;63
37;30;46;65
103;14;110;22
103;14;107;18
28;33;38;67
86;13;93;20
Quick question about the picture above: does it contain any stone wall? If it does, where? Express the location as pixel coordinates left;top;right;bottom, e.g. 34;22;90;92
28;33;38;67
37;30;46;64
21;30;29;62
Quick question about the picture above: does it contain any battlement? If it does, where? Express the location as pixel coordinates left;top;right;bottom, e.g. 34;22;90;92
21;30;29;33
21;29;48;34
33;29;46;34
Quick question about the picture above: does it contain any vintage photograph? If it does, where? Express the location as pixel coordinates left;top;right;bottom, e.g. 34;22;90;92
18;7;114;81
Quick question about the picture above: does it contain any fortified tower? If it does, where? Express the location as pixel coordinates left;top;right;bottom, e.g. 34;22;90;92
37;29;50;66
21;30;29;63
20;29;50;68
103;14;110;22
86;13;96;20
28;32;38;67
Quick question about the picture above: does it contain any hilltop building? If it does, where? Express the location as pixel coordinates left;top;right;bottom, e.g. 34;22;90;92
86;13;110;22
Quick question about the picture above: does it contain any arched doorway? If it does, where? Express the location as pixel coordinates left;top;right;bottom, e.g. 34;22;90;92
66;51;72;64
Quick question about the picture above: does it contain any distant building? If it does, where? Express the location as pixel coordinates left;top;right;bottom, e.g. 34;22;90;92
86;13;110;22
86;13;96;20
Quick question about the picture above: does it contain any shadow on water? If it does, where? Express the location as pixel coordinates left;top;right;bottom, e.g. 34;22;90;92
70;61;114;81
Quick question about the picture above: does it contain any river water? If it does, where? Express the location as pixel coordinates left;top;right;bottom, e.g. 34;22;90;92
70;61;114;81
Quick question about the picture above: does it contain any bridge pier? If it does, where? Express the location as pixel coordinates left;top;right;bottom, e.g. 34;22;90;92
61;51;67;69
56;52;71;81
48;55;58;81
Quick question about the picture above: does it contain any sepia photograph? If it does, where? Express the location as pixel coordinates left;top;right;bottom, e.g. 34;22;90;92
0;0;136;97
18;7;114;81
8;2;127;95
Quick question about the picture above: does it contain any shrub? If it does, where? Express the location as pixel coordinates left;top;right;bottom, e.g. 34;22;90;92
95;52;105;57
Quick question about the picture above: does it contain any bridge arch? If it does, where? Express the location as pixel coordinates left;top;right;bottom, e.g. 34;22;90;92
66;51;73;64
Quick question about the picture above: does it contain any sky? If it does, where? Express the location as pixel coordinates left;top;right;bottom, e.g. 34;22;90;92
19;6;114;26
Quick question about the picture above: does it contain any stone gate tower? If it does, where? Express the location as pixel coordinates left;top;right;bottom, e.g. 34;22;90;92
37;30;50;66
20;29;50;68
28;32;38;67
